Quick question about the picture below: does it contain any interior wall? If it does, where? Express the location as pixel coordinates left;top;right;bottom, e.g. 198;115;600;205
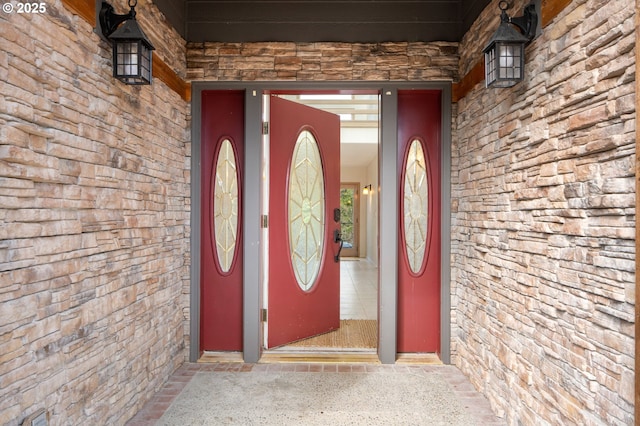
340;166;369;258
0;3;190;425
453;0;635;424
366;157;380;265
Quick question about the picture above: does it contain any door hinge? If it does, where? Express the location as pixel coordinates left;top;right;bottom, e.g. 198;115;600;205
261;215;268;228
262;121;269;135
261;308;268;322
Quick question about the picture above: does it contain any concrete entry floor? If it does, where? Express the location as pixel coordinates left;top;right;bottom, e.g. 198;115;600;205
127;362;506;425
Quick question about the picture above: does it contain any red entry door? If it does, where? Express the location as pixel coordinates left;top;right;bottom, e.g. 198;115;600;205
200;90;244;352
397;90;441;353
267;96;341;348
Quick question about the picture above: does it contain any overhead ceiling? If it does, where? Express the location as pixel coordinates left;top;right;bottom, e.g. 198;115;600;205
154;0;492;43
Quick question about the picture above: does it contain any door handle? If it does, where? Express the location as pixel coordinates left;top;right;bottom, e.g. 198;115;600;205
333;229;344;262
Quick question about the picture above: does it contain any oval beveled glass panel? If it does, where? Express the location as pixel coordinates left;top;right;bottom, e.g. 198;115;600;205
213;139;239;273
403;139;428;274
288;130;325;291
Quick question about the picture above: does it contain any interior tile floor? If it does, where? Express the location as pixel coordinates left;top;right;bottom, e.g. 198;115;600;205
340;258;377;320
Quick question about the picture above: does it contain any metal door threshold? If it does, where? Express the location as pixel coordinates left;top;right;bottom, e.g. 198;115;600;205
198;351;244;363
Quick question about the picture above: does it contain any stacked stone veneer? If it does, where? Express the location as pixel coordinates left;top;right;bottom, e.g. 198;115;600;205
186;41;459;81
0;1;190;424
453;0;635;424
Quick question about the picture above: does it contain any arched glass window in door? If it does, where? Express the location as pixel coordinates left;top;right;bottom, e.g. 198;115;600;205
213;139;239;273
403;139;428;274
288;130;325;291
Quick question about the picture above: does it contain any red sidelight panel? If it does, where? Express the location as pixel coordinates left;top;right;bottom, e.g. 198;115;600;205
397;90;442;353
200;90;244;352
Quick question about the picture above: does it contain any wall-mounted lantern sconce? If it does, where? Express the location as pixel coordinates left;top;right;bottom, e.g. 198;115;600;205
483;0;540;88
99;0;155;85
362;184;373;195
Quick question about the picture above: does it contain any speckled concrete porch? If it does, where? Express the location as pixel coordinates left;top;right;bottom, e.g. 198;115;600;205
127;362;506;425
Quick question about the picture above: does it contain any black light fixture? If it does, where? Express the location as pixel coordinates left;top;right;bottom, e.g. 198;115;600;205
362;184;372;195
483;0;539;88
99;0;155;85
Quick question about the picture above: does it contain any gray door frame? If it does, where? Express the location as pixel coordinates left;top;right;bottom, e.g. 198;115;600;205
190;82;452;364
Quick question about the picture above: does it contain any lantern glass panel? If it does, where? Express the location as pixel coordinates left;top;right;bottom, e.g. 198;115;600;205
140;43;152;82
485;41;524;88
115;41;140;78
485;46;497;86
498;43;522;80
113;40;152;85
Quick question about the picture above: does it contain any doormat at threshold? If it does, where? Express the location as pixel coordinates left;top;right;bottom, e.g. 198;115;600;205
288;320;377;349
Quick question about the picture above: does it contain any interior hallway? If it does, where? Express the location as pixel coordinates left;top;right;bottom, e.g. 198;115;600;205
126;362;507;425
340;258;378;321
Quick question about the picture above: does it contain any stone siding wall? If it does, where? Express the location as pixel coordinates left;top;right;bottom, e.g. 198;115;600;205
0;1;190;424
453;0;635;424
187;41;459;82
